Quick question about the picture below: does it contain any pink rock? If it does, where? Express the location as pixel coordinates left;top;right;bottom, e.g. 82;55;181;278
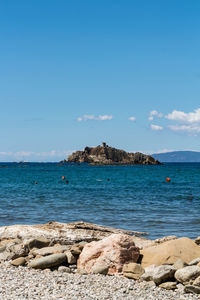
77;234;140;274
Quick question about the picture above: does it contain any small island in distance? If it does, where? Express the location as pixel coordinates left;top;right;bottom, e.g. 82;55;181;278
60;143;161;165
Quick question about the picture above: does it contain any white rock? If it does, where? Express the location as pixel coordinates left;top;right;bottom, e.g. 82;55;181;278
175;266;200;284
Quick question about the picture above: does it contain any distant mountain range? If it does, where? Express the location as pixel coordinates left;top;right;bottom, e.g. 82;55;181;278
152;151;200;162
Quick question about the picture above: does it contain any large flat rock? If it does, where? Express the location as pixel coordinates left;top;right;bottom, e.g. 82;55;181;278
0;221;147;245
141;237;200;268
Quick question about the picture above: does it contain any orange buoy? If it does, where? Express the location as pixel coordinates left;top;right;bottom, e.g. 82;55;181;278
166;177;171;182
62;176;65;180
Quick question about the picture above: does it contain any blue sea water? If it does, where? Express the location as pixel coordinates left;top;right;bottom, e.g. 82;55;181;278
0;162;200;239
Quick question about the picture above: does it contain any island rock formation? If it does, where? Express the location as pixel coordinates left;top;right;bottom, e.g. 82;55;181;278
66;143;161;165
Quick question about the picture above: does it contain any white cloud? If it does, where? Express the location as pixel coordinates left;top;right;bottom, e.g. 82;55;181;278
0;151;13;155
166;108;200;123
150;124;163;131
77;114;113;121
98;115;113;120
144;149;175;154
0;150;73;162
150;149;175;154
168;124;200;133
128;116;136;121
148;110;163;121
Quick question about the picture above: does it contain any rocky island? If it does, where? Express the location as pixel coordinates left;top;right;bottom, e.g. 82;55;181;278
64;143;161;165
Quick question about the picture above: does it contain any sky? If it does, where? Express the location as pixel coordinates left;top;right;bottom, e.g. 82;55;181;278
0;0;200;161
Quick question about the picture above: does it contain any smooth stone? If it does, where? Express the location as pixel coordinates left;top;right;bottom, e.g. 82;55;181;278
159;282;177;290
92;264;109;275
152;265;175;285
0;246;6;253
189;257;200;266
173;259;188;270
143;281;156;288
76;268;88;275
25;237;50;250
175;266;200;284
7;243;28;260
123;263;144;280
176;283;185;293
70;244;83;256
65;251;77;264
184;285;200;294
78;241;87;248
11;257;26;266
58;266;71;273
32;245;70;257
193;276;200;287
141;264;157;281
28;253;66;269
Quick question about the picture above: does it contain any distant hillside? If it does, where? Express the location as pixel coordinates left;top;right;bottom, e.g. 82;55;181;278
152;151;200;162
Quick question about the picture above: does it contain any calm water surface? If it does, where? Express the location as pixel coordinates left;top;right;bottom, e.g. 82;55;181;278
0;163;200;239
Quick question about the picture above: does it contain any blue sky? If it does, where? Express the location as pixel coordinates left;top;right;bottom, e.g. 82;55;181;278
0;0;200;161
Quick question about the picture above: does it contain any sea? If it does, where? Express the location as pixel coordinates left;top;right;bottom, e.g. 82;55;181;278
0;162;200;240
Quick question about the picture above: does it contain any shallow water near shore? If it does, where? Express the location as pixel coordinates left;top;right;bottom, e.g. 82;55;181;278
0;162;200;239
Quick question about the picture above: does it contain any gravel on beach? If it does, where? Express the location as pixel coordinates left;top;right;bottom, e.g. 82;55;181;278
0;262;199;300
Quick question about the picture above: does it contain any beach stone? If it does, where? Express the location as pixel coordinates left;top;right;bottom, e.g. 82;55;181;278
176;283;185;293
175;266;200;284
0;245;6;253
58;266;71;273
11;257;26;266
159;281;177;290
25;237;50;250
189;258;200;266
92;264;109;275
76;268;88;275
65;250;77;264
173;259;188;270
70;244;83;256
77;234;140;275
25;256;31;263
32;245;70;257
8;243;28;260
152;265;175;285
78;241;88;248
141;264;157;281
28;253;66;269
195;237;200;245
141;237;200;267
142;281;156;288
123;263;144;280
0;250;11;261
184;285;200;294
193;276;200;287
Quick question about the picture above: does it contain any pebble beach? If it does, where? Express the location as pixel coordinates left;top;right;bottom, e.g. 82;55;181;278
0;262;199;300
